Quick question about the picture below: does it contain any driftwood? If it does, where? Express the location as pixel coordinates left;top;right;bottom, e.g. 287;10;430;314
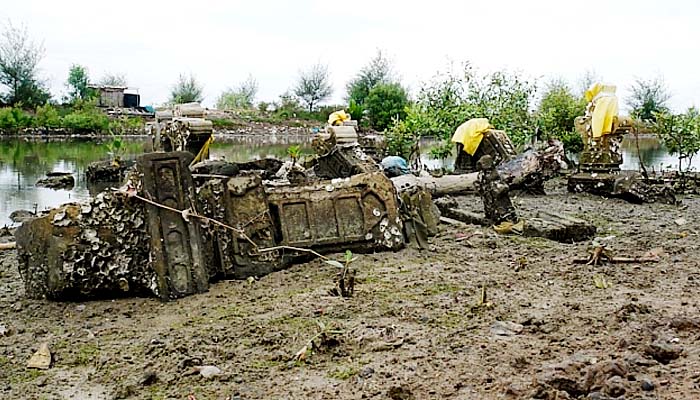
573;256;660;265
0;242;16;250
392;140;566;196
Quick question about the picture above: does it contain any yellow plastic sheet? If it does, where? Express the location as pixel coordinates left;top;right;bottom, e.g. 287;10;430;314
328;110;350;126
451;118;493;155
585;83;619;138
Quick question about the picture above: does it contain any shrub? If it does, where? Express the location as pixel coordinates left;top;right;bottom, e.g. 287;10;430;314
536;79;586;153
35;104;62;128
0;106;33;131
365;83;409;131
0;107;16;130
390;62;537;146
62;101;109;133
655;108;700;175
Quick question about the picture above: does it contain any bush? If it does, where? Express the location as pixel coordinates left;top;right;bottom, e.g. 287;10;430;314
536;79;586;153
347;99;364;122
365;83;409;131
391;62;537;146
0;108;16;130
0;106;33;131
655;108;700;175
35;104;62;128
62;101;109;133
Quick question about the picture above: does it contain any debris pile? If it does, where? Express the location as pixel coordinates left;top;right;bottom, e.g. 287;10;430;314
36;172;75;190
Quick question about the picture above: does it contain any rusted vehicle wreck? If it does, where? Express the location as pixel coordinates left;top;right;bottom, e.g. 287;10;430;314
15;150;405;301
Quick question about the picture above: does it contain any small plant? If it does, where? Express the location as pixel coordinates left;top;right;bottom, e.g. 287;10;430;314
293;320;343;364
287;144;302;165
593;274;612;289
325;250;357;298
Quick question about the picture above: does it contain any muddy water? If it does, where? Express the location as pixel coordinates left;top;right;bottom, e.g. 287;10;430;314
0;134;691;227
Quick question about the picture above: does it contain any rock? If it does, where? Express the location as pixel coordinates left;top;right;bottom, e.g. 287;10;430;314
0;324;6;336
645;340;682;364
641;379;655;391
388;385;415;400
359;366;374;379
36;172;75;190
9;209;36;224
674;217;687;226
603;375;627;397
490;320;524;336
27;342;52;369
586;392;612;400
140;370;157;386
195;365;221;378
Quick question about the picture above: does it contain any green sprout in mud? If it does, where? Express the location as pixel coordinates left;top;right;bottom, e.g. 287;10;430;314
593;274;612;289
106;132;125;165
325;250;357;298
293;320;344;365
287;144;302;165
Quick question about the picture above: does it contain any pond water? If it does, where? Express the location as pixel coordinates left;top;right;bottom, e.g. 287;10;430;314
0;134;695;227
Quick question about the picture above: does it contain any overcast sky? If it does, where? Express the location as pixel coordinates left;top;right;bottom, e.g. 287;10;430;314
4;0;699;112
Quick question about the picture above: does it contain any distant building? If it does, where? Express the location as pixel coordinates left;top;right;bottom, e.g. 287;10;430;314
88;85;141;108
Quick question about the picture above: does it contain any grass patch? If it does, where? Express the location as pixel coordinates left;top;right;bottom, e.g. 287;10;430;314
423;283;462;295
328;365;359;380
74;343;100;366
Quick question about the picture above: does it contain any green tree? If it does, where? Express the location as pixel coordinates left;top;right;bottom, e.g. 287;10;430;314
365;82;409;131
98;73;127;86
170;73;204;104
0;22;50;107
536;79;586;153
216;75;258;110
346;50;393;107
627;76;670;122
655;108;700;177
294;63;332;112
66;64;91;102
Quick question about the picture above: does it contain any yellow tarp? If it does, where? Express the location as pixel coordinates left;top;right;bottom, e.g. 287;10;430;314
328;110;350;126
585;83;619;138
451;118;493;155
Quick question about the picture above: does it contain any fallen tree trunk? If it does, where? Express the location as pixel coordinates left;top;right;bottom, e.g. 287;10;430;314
392;140;566;196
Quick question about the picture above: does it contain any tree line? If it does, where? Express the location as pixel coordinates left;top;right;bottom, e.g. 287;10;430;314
1;20;697;169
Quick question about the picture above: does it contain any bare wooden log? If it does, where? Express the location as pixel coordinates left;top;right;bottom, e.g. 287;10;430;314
573;256;660;264
0;242;16;250
392;173;478;196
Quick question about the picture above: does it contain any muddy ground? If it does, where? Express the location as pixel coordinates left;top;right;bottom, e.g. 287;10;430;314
1;178;699;400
